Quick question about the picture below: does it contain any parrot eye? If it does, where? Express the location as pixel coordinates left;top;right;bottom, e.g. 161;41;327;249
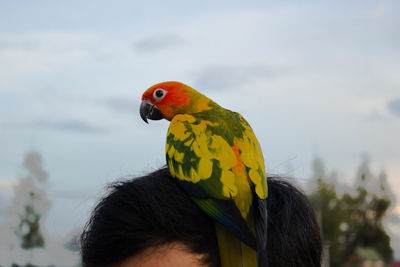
153;89;167;101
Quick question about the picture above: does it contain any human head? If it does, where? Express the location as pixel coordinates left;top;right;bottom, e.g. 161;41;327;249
80;167;322;266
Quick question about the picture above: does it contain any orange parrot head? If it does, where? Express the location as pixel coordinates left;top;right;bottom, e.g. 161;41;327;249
140;81;210;122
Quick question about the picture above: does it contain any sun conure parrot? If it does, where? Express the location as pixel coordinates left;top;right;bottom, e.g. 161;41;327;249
140;81;268;267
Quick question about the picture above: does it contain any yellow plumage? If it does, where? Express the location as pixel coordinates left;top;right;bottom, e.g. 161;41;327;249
141;81;268;267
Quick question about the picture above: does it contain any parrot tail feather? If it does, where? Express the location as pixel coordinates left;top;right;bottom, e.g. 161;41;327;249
191;197;257;249
216;222;257;267
254;197;268;267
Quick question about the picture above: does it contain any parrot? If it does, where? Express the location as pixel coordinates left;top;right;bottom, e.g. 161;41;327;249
140;81;268;267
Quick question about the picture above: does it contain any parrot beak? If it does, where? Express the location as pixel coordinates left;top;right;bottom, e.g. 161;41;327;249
140;100;164;123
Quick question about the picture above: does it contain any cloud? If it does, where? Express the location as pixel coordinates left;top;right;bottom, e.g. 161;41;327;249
133;33;184;53
366;110;388;122
0;179;17;192
194;65;276;91
0;32;97;51
105;97;138;115
387;97;400;117
0;32;106;91
33;120;106;133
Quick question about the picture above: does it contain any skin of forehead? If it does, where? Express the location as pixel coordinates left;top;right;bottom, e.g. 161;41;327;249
115;242;208;267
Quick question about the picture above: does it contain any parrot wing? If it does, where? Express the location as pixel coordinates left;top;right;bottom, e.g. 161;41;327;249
166;110;268;267
166;112;267;198
166;112;266;248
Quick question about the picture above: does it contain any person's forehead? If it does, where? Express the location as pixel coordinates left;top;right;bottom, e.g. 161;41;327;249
117;242;207;267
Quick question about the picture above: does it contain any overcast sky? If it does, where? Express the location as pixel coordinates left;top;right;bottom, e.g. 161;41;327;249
0;0;399;263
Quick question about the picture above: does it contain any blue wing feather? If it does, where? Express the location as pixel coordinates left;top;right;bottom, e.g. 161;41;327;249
191;197;257;250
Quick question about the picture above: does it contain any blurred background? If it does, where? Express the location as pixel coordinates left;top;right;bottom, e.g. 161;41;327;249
0;0;399;266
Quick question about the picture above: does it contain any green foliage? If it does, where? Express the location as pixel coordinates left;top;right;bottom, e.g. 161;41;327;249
308;178;393;266
14;192;45;250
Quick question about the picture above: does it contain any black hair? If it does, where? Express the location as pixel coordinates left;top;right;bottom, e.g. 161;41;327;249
80;167;322;267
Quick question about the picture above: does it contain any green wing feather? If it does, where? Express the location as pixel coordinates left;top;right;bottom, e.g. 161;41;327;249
166;107;268;267
166;113;238;199
166;110;267;201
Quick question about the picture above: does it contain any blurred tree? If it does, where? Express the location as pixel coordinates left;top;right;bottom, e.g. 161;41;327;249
11;151;51;263
308;158;394;266
15;192;44;250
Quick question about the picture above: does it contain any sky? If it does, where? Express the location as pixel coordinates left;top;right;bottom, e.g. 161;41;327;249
0;0;399;264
